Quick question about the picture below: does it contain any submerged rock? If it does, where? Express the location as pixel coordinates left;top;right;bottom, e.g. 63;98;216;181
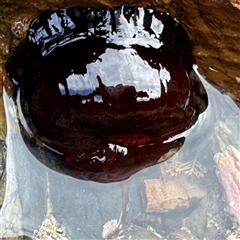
6;6;207;182
33;215;69;240
102;221;162;240
144;179;206;213
214;145;240;224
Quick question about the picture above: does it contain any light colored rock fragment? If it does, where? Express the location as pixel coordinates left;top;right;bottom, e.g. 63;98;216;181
214;145;240;224
144;179;206;213
33;215;69;240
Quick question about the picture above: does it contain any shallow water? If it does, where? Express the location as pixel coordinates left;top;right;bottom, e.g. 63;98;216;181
0;66;239;239
0;6;240;240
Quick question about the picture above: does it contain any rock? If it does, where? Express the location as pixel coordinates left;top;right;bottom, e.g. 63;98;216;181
214;145;240;224
0;22;12;55
0;193;23;238
33;215;69;240
214;118;240;153
102;219;119;239
102;222;162;240
185;196;209;239
144;179;206;213
120;223;162;240
167;228;193;240
229;0;240;10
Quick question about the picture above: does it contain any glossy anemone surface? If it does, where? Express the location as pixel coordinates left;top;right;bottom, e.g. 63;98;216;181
6;6;208;182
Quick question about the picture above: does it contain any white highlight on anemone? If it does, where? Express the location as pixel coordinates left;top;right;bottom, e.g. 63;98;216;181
29;7;166;56
66;73;95;96
151;15;164;38
106;7;164;49
58;83;66;95
108;143;128;156
60;48;171;101
91;156;106;162
159;64;171;93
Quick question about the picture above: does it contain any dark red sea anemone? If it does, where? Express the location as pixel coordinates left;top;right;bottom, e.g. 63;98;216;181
6;6;208;182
